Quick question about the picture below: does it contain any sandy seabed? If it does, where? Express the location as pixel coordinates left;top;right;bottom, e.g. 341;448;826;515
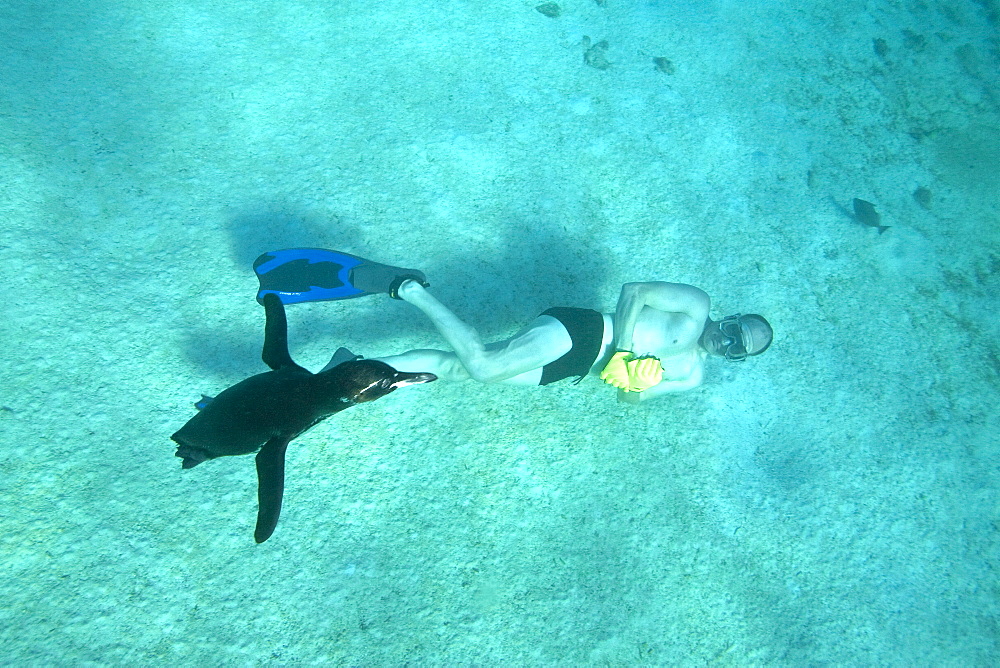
1;0;998;664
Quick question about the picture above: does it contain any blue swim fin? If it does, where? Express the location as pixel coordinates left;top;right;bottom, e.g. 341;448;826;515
253;248;427;305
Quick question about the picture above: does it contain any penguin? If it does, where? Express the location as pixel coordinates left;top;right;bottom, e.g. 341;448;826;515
171;293;436;543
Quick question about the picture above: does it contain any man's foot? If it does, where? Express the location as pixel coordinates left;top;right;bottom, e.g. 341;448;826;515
391;277;428;301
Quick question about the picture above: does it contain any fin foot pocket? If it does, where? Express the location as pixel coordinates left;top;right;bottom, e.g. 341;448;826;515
388;274;430;300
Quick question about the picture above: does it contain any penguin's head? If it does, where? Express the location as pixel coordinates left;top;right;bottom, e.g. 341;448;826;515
318;359;436;407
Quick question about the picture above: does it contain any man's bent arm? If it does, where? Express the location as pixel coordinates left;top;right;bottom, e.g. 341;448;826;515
613;282;711;351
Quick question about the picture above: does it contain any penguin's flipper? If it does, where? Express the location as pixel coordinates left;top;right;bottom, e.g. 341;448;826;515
254;434;292;543
260;293;303;371
319;346;362;373
254;248;427;305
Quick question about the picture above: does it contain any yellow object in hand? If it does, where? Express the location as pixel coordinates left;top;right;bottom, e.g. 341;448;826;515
600;351;632;390
625;356;663;392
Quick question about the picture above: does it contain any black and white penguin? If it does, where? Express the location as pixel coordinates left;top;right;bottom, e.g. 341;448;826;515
171;293;436;543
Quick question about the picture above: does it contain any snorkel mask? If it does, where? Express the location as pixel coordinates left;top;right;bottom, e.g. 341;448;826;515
715;314;753;361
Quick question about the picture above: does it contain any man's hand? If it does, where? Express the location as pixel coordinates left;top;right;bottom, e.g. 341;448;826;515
600;351;632;390
625;356;663;392
602;352;663;392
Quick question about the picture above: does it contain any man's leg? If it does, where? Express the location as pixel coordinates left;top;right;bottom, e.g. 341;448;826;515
385;279;572;384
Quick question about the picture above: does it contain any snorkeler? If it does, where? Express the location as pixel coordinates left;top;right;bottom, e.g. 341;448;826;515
254;249;773;403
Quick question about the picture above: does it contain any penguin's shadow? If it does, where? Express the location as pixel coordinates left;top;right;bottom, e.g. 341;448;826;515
431;220;613;338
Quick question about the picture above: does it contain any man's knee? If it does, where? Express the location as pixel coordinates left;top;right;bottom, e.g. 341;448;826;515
466;366;503;384
464;358;508;384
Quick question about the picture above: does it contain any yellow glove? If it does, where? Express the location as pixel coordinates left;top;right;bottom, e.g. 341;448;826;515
600;351;632;390
625;356;663;392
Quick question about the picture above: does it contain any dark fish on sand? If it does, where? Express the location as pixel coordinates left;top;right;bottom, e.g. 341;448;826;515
852;198;890;234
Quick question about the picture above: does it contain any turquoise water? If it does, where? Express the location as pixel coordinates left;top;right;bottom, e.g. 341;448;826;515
2;0;998;663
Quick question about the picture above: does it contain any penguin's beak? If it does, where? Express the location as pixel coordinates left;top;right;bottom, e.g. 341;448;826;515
391;371;437;388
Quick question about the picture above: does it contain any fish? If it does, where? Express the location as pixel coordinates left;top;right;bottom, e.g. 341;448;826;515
852;198;890;234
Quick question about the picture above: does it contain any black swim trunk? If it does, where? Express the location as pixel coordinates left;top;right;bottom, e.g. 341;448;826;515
538;307;606;385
